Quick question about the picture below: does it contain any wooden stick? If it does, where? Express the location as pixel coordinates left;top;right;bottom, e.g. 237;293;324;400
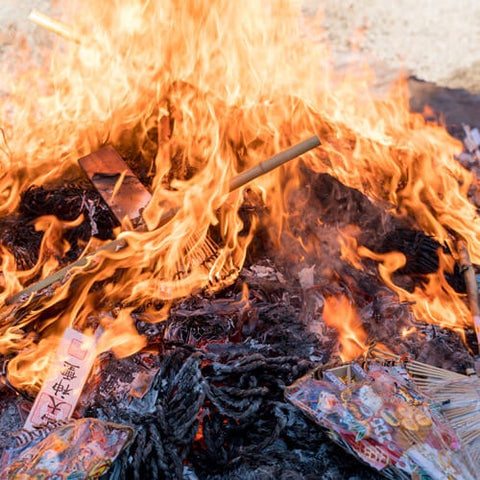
457;239;480;354
29;10;80;44
6;136;320;306
370;347;466;380
6;238;125;306
228;136;321;191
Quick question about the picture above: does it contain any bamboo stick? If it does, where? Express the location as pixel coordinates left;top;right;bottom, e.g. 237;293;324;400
457;239;480;354
6;136;320;306
6;238;126;306
370;347;467;381
228;136;321;191
371;347;480;454
29;10;80;44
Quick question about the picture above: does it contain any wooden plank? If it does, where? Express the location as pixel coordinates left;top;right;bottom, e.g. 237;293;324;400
78;145;152;225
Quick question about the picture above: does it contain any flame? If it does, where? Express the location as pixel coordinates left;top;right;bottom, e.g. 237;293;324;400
337;228;472;339
323;295;368;361
357;246;470;339
338;225;364;270
96;309;146;358
401;326;417;338
6;335;58;396
0;0;478;389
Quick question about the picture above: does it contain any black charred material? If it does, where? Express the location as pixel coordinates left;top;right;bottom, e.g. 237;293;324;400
106;349;205;480
375;228;441;275
163;293;249;347
19;185;117;232
372;229;467;292
193;351;315;474
206;342;378;478
303;173;468;290
0;185;117;269
0;216;42;270
98;286;384;480
311;174;443;276
414;324;476;373
312;173;392;234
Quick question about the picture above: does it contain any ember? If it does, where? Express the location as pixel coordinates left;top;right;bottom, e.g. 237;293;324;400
0;1;480;479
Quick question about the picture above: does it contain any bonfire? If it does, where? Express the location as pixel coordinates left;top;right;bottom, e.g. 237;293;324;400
0;1;479;479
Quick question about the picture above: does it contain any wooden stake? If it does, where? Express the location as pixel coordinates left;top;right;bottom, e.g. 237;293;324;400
457;239;480;354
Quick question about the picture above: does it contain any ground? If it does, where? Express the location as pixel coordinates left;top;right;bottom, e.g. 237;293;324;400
313;0;480;92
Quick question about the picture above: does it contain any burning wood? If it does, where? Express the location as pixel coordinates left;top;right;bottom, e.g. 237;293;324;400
457;239;480;353
5;136;320;310
78;145;152;226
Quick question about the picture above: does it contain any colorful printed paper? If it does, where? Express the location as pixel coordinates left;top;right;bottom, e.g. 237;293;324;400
1;418;133;480
285;362;477;480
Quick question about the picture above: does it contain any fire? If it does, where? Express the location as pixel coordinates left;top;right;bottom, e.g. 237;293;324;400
338;225;364;270
0;0;478;391
323;295;368;362
358;246;470;339
401;326;417;338
6;336;58;396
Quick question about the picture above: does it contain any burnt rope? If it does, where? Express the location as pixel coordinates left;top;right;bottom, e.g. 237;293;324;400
103;294;387;479
108;348;205;480
107;345;316;478
101;295;386;480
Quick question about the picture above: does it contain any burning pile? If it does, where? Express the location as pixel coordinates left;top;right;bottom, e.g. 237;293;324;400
0;1;480;478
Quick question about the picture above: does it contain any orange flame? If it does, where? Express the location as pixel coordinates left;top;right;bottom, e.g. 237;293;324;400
357;246;470;339
323;295;368;362
0;1;478;389
6;336;58;396
401;326;417;338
